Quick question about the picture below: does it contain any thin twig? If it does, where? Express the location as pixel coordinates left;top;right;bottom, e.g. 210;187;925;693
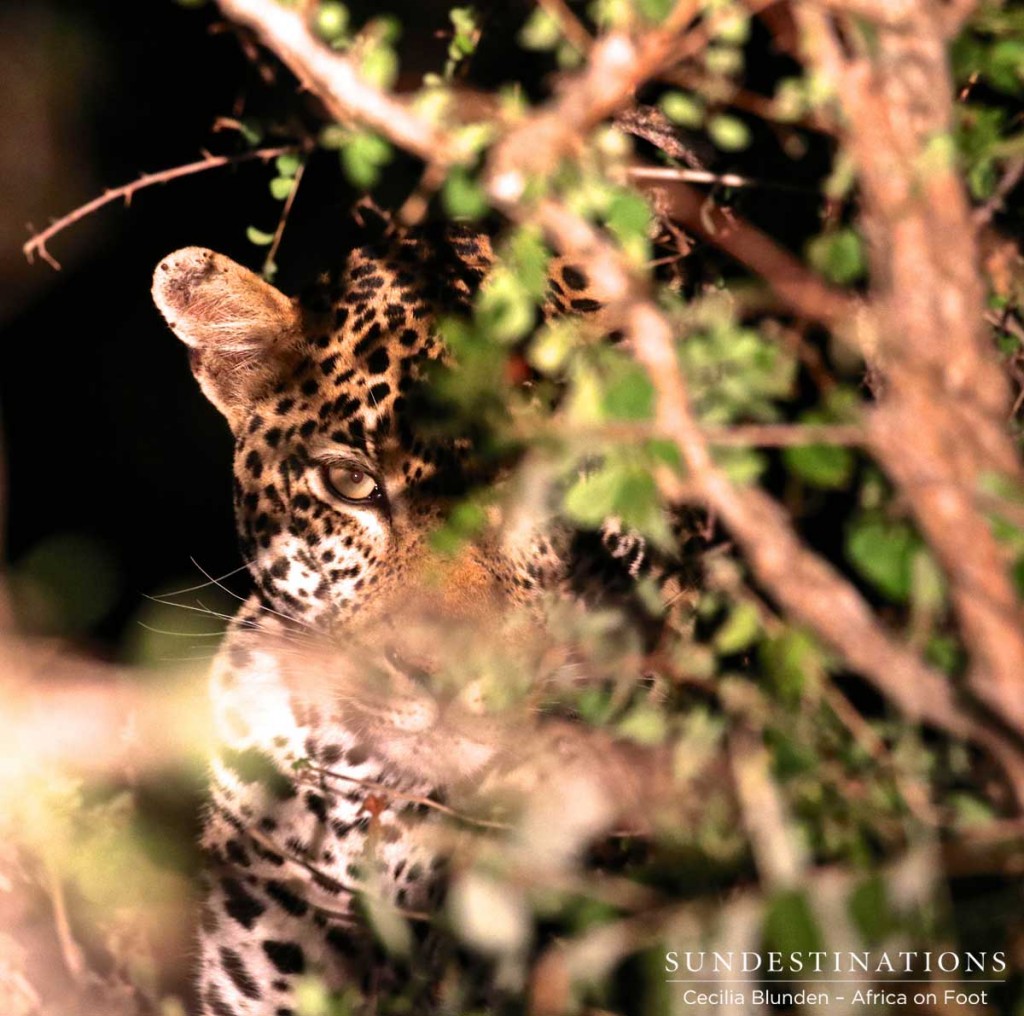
973;156;1024;229
537;0;593;54
263;156;307;277
23;145;299;270
702;423;863;446
628;164;818;195
307;764;513;831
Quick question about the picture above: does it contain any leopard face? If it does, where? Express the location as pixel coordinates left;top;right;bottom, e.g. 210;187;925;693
153;230;550;638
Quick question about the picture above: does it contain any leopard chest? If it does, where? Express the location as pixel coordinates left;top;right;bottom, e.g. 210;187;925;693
204;620;444;924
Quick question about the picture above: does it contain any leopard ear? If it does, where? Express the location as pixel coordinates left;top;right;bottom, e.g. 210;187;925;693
152;247;304;428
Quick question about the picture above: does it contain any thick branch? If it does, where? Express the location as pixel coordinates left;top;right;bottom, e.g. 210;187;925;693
796;2;1024;733
216;0;452;164
488;9;700;193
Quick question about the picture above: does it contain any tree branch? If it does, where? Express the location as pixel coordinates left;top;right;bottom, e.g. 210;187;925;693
796;2;1024;735
216;0;453;164
628;168;860;328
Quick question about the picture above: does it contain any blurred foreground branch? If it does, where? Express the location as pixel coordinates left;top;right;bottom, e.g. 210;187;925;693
797;3;1024;734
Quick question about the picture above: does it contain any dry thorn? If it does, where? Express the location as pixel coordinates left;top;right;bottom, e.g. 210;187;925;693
22;145;299;270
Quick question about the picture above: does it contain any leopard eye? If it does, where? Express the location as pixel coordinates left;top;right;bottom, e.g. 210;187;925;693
325;465;380;503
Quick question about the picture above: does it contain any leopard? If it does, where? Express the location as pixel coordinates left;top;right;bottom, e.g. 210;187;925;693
152;222;690;1016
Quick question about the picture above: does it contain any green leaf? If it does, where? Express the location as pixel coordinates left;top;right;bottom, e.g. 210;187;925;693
477;268;534;342
12;533;119;636
846;515;917;601
563;460;669;546
529;321;578;373
556;40;584;69
783;442;855;490
341;132;392;188
602;364;654;421
681;322;796;424
363;892;413;957
647;438;681;471
318;124;348;150
987;40;1024;95
704;45;743;77
910;548;946;614
442;168;489;220
773;77;808;123
713;601;760;655
714;446;767;484
275;152;301;178
372;15;402;44
659;91;704;128
518;7;560;50
848;875;893;944
269;176;295;201
617;704;668;745
361;43;399;90
949;791;998;828
312;1;349;42
926;634;962;674
707;114;751;151
239;118;264;146
614;469;672;547
589;0;630;30
450;6;479;52
431;500;488;555
807;228;867;286
636;0;673;21
506;227;550;298
564;468;621;527
761;629;821;702
450;6;477;34
713;11;750;45
246;225;275;246
605;189;652;263
605;190;651;243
